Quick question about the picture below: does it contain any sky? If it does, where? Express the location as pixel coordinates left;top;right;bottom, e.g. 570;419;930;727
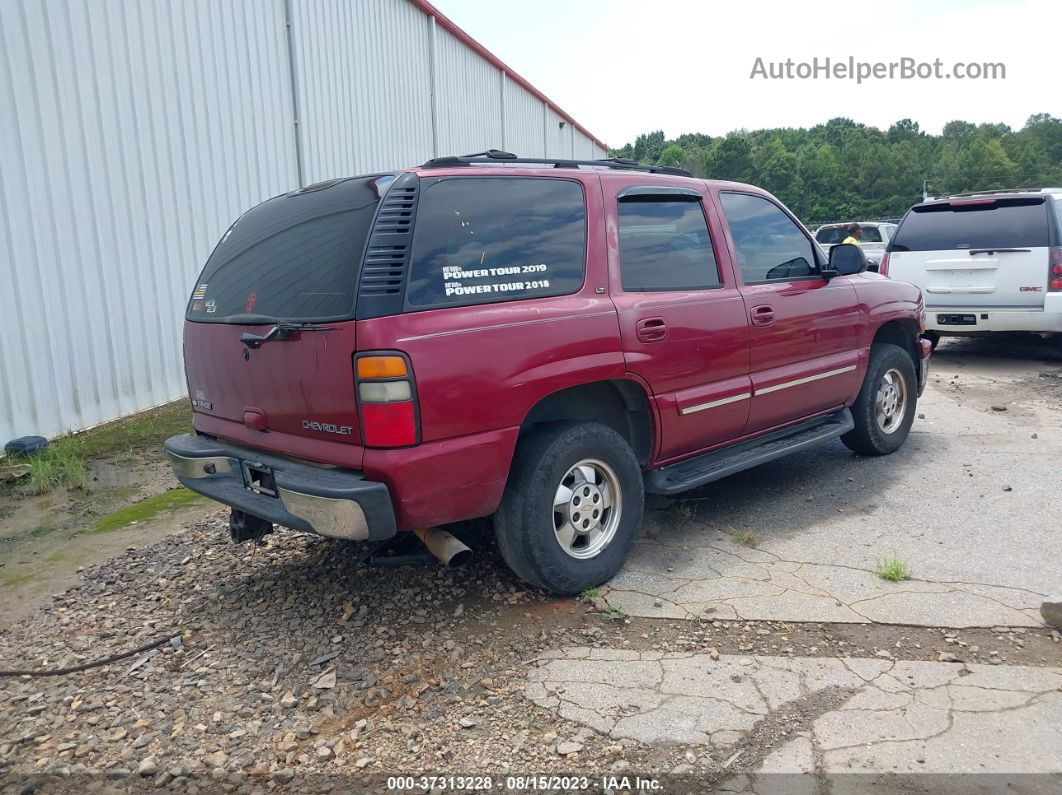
432;0;1061;148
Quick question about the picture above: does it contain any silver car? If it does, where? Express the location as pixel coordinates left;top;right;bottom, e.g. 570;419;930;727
814;222;897;272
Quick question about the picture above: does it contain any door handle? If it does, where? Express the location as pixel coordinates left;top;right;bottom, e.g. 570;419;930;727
636;317;668;343
750;305;775;327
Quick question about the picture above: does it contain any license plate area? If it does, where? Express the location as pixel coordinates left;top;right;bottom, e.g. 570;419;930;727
937;313;977;326
240;461;277;497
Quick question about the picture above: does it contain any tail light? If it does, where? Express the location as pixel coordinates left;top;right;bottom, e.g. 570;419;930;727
355;354;419;447
878;252;890;277
1050;248;1062;292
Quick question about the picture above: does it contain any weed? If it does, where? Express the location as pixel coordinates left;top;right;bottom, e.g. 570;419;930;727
29;526;59;538
874;556;911;582
518;710;537;731
602;606;626;621
90;488;204;534
734;531;758;547
579;587;602;601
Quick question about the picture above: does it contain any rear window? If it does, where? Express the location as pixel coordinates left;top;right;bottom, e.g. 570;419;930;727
187;176;391;322
405;177;586;308
891;199;1049;251
815;226;882;243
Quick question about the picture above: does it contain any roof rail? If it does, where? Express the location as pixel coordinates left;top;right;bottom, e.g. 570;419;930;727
420;150;693;177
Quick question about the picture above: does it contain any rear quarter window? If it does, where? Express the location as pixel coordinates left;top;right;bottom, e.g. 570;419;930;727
404;177;586;309
891;199;1049;251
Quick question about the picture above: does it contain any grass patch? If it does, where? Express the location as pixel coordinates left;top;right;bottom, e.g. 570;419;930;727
26;437;88;494
579;586;602;601
734;530;758;547
6;401;191;495
875;556;912;582
68;401;192;461
601;606;626;621
90;488;204;534
29;526;59;538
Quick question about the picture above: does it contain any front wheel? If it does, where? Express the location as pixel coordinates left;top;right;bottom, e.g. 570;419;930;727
494;422;644;594
842;343;917;456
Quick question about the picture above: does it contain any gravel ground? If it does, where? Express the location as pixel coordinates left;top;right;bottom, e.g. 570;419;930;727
0;519;698;792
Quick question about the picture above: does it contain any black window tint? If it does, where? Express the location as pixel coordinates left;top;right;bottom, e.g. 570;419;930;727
891;200;1049;251
617;200;721;291
405;178;585;308
815;227;847;244
860;226;883;243
720;193;816;282
188;176;389;322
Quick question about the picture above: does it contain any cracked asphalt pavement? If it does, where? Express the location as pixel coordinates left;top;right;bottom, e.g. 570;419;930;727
605;341;1062;628
527;648;1062;783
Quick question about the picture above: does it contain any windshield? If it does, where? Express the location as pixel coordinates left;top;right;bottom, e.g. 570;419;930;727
187;175;393;322
891;199;1049;251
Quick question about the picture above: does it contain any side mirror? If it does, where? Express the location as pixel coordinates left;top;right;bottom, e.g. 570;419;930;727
824;243;867;277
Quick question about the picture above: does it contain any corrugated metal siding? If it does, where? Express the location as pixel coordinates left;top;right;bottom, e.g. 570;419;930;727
0;0;298;442
504;79;546;157
290;0;432;183
0;0;606;443
434;26;502;156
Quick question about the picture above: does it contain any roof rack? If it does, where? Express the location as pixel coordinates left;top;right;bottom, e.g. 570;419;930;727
933;187;1058;199
421;150;694;177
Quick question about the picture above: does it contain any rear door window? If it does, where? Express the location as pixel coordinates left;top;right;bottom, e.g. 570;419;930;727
617;199;721;291
891;199;1049;251
187;176;391;322
405;177;586;308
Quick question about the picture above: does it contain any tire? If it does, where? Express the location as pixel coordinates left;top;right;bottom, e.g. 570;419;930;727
494;421;644;594
842;343;917;456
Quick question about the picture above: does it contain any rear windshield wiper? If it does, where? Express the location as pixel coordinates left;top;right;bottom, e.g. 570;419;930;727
968;248;1031;255
232;318;335;348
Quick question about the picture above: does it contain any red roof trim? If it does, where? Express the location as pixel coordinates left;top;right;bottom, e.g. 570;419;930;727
406;0;608;152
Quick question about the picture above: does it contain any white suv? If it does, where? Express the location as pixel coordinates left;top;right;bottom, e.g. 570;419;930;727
883;188;1062;348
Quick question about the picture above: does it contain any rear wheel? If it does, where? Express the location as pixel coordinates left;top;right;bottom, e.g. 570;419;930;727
494;422;643;594
842;343;917;456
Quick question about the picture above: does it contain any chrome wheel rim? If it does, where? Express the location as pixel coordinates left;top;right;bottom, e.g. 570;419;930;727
875;367;907;434
553;458;622;559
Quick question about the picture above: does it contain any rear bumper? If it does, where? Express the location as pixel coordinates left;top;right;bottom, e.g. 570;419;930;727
164;434;396;541
925;298;1062;334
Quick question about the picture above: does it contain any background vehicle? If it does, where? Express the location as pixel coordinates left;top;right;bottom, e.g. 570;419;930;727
166;153;929;594
883;188;1062;349
815;222;898;272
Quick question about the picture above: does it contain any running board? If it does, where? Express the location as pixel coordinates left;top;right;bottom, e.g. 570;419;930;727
645;409;854;495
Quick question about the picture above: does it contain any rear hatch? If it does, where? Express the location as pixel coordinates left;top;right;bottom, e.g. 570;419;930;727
182;174;398;463
887;196;1054;308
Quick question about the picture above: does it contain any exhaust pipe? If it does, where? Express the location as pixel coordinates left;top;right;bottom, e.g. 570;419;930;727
413;527;473;568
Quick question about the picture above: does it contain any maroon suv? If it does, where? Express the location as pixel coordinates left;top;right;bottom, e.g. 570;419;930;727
166;152;930;593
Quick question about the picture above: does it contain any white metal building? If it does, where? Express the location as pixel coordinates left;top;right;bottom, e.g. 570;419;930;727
0;0;607;444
